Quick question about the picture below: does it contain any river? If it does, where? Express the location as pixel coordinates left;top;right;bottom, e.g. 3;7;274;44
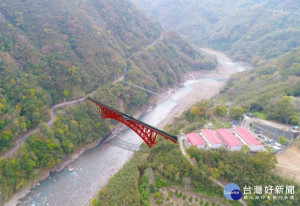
8;49;248;206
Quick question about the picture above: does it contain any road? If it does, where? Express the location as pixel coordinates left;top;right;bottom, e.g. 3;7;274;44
2;31;167;158
128;31;165;60
242;115;295;132
2;97;86;157
4;42;247;205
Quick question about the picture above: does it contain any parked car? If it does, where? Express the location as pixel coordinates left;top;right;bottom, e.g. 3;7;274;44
258;134;263;138
275;142;281;147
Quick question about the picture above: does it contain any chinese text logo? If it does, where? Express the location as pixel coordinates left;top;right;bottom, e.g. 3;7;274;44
224;183;242;200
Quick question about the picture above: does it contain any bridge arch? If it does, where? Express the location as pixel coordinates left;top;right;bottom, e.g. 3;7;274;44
87;97;177;148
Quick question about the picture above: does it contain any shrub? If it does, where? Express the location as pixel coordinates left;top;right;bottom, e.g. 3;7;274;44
149;184;155;193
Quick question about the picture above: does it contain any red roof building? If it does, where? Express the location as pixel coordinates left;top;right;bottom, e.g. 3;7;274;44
216;129;242;151
234;127;262;151
186;133;206;149
201;129;223;148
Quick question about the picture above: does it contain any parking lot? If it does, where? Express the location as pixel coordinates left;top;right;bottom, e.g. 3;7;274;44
251;123;296;153
253;123;294;141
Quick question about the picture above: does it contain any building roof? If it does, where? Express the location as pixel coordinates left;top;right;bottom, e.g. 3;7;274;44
216;129;242;148
234;127;261;146
201;129;222;144
186;133;206;146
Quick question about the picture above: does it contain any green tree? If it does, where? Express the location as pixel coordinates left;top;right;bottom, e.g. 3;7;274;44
251;151;277;172
241;145;250;153
272;96;296;124
290;114;299;125
63;90;69;97
213;104;227;116
189;101;211;120
293;81;300;96
229;106;244;120
277;136;288;145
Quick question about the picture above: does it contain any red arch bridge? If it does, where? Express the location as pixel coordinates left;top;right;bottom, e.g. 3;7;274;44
87;97;177;148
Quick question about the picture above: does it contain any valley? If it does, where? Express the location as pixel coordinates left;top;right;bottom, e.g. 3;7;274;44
6;49;245;206
0;0;299;206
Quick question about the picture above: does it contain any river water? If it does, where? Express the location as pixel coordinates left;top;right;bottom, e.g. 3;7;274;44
13;50;248;206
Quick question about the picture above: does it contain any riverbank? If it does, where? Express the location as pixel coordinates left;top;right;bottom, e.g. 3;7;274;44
158;47;243;128
6;48;246;206
3;72;192;206
4;134;106;206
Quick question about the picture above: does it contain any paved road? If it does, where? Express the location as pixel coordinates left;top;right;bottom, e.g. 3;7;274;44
242;115;296;132
2;97;86;157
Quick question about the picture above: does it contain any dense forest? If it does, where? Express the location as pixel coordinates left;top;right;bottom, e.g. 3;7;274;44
0;0;158;153
91;99;299;205
92;140;299;206
219;48;300;125
1;0;299;205
0;0;216;153
132;0;300;125
90;1;300;206
132;0;300;64
0;0;216;203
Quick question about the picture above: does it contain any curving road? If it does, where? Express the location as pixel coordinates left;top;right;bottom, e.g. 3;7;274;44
2;97;86;158
4;48;251;206
2;31;166;159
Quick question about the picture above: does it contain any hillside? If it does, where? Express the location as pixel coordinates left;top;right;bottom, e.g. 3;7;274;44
132;0;300;124
91;99;300;206
132;0;300;64
219;48;300;124
0;0;216;153
88;1;300;205
0;0;217;203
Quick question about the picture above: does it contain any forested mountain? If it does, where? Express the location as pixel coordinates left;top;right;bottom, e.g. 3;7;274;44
132;0;300;64
132;0;300;125
0;0;216;202
89;1;300;205
0;0;216;153
219;48;300;124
